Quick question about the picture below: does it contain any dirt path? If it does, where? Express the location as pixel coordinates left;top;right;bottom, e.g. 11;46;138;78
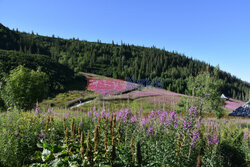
70;100;93;109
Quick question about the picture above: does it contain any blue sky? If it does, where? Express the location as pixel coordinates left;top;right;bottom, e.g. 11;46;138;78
0;0;249;82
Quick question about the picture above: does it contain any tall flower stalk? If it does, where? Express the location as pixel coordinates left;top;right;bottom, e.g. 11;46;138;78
130;137;135;163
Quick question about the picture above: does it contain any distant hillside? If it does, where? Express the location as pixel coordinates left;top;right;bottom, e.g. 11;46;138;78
0;23;249;101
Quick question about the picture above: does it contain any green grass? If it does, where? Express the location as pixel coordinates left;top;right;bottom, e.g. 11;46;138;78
77;98;172;113
40;72;98;109
40;90;98;109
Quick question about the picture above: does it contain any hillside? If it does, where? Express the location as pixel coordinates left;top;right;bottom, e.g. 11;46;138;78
0;23;249;101
39;72;244;117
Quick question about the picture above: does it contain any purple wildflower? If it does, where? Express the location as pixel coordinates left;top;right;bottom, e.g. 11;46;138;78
208;134;219;145
79;121;83;127
88;110;92;117
38;133;45;138
189;106;197;118
100;109;106;119
14;130;18;135
192;131;199;147
140;118;147;127
147;127;154;136
183;120;187;129
244;131;248;139
35;107;40;115
48;108;52;114
130;114;137;123
92;111;100;121
164;121;170;125
196;123;200;129
159;111;167;123
105;112;110;119
188;121;191;128
169;112;176;122
64;113;69;119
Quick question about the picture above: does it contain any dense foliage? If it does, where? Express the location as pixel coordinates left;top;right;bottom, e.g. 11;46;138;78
0;49;77;111
1;66;49;110
187;67;225;118
0;49;74;92
0;107;248;167
0;23;249;101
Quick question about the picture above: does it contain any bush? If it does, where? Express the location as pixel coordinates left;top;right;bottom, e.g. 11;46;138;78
1;66;49;110
186;66;225;118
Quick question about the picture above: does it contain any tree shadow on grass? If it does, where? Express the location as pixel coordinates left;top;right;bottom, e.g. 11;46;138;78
64;74;87;91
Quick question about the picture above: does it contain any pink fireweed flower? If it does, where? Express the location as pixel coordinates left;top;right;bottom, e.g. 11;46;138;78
130;114;137;123
47;108;52;114
14;130;18;135
35;107;40;115
100;109;106;119
88;110;92;117
192;131;199;148
104;112;110;119
164;121;170;125
64;113;69;119
188;121;191;128
147;127;155;136
169;112;177;121
116;109;132;122
147;111;154;121
93;111;99;121
159;111;168;123
38;133;45;138
244;131;248;139
208;134;219;145
183;120;187;129
140;118;147;127
189;106;197;117
196;123;200;129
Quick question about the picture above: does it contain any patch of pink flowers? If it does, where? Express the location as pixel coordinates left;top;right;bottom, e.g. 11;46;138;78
104;90;161;99
87;77;139;96
225;100;243;110
145;86;185;96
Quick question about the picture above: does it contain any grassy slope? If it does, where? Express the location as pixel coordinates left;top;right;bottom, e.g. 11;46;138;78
40;72;245;118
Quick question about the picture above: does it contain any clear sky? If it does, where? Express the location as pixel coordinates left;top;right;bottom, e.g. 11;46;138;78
0;0;249;82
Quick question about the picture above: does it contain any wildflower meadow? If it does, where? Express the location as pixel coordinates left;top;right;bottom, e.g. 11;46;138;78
0;106;248;167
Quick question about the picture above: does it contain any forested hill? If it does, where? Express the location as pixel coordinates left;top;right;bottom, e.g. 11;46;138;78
0;23;249;101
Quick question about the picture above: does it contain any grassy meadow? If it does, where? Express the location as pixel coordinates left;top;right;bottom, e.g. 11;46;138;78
0;104;249;167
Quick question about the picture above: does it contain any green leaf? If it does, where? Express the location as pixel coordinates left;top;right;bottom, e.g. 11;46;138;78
42;148;52;162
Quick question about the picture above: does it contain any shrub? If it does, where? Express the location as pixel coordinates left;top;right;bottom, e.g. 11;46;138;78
186;66;225;118
1;66;49;110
